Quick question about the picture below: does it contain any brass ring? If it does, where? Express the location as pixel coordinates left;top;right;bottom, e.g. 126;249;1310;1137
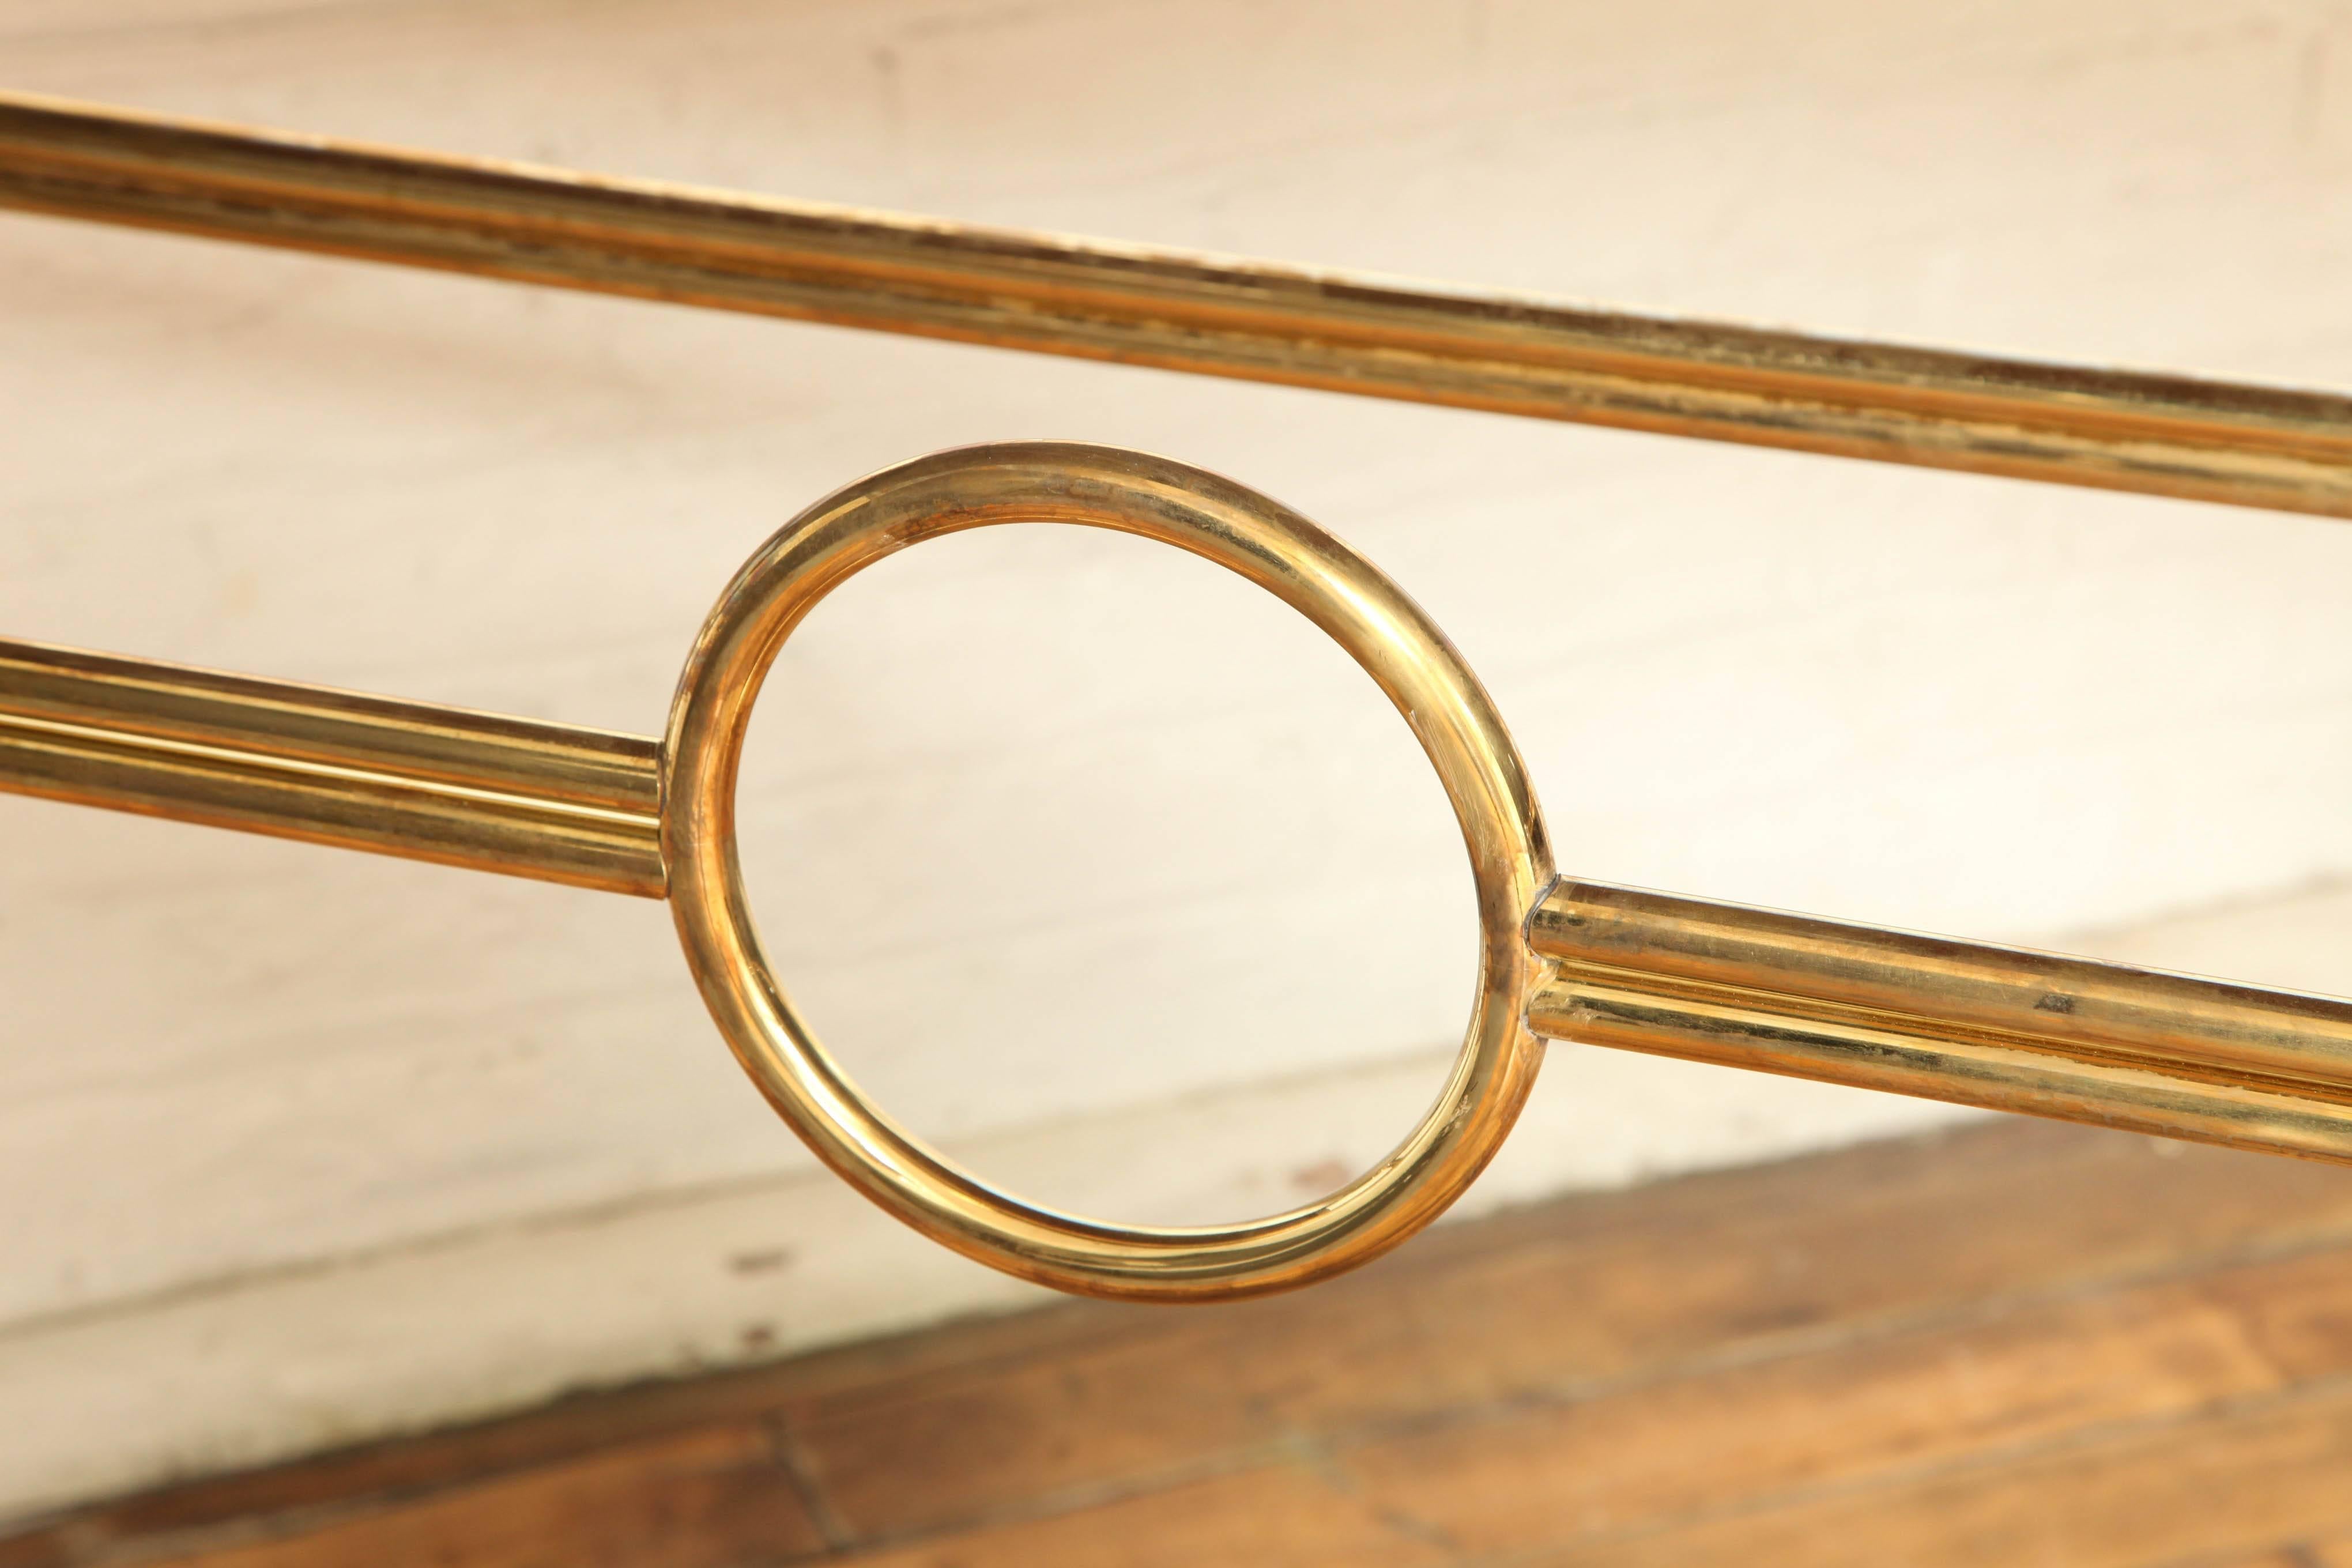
661;443;1554;1302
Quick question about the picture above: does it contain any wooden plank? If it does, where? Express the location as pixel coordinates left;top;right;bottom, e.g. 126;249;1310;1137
1343;1250;2352;1554
153;1426;822;1568
793;1244;2352;1567
0;1382;832;1564
16;1121;2352;1568
2203;1244;2352;1382
1524;1383;2352;1568
822;1461;1451;1568
783;1121;2352;1540
0;1296;1115;1563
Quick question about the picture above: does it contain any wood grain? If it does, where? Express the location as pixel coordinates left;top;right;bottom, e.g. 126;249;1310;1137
1535;1385;2352;1568
1343;1264;2308;1554
14;1118;2352;1567
783;1118;2352;1540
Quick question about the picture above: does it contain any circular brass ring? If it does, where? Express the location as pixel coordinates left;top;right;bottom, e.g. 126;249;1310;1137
661;442;1554;1302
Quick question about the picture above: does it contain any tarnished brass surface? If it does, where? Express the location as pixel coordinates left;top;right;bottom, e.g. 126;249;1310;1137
6;91;2351;517
11;444;2352;1296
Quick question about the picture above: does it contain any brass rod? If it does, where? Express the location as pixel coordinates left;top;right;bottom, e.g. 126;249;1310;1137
5;91;2351;518
16;620;2352;1169
1528;880;2352;1163
0;638;664;896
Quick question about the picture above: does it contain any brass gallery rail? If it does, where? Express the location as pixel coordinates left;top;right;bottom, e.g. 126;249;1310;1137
5;90;2352;517
9;88;2352;1299
9;436;2352;1308
10;628;2349;1171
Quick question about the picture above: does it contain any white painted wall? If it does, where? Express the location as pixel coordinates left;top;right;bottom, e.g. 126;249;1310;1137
7;0;2352;1516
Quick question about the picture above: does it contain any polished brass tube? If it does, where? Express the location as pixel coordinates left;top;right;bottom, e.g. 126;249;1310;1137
0;638;663;896
14;621;2352;1169
6;91;2352;518
1528;880;2352;1163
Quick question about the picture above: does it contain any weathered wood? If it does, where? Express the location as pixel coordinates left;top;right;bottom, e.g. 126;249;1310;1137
13;1120;2352;1567
151;1428;815;1568
1535;1385;2352;1568
783;1119;2352;1540
1344;1250;2352;1554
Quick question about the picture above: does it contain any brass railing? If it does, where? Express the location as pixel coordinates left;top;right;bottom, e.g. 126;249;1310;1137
5;94;2351;1302
7;90;2352;516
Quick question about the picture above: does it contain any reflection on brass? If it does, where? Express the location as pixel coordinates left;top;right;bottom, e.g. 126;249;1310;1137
1528;883;2352;1164
8;443;2352;1302
6;91;2352;517
0;640;660;895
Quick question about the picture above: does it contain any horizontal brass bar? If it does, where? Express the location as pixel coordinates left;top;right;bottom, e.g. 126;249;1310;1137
5;92;2350;518
16;632;2352;1166
0;639;665;896
1528;880;2352;1163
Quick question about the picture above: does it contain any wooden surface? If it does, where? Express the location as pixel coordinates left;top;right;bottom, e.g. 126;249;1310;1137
12;1116;2352;1566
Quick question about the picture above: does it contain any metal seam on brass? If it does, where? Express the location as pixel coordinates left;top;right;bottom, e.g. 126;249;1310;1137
6;91;2352;517
10;442;2352;1304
